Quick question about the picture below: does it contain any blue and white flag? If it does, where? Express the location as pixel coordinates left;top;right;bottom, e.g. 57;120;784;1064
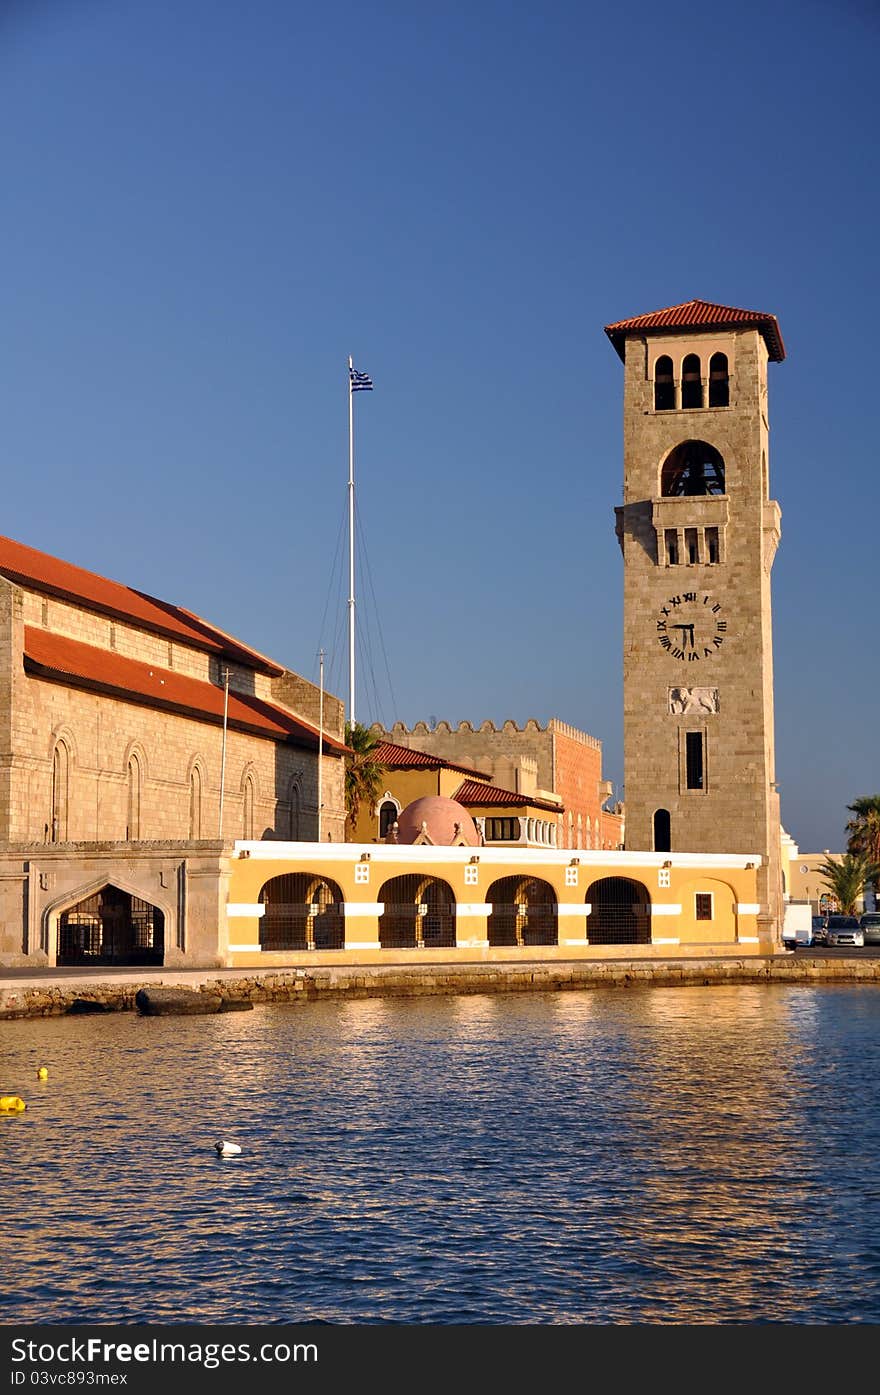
350;366;373;392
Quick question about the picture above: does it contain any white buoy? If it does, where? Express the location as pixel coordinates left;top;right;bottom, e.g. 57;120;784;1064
214;1140;242;1157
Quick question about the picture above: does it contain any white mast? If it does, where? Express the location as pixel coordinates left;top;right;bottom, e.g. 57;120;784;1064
317;648;324;841
348;354;356;727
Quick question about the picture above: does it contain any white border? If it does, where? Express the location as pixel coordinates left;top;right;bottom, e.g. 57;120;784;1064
227;904;265;918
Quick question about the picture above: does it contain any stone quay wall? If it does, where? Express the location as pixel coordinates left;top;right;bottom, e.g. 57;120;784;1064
2;955;879;1020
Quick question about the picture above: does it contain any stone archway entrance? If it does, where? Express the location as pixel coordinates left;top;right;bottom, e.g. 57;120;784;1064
58;885;165;966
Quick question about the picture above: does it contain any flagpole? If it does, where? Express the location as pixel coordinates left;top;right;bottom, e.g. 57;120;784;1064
218;666;230;839
317;648;324;842
348;355;356;727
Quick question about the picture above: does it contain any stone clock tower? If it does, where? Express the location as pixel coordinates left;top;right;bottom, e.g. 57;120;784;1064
606;299;785;943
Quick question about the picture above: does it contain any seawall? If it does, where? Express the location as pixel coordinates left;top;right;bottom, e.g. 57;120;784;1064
1;955;879;1019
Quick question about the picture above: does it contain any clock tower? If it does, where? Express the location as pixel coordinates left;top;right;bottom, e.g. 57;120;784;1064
606;299;785;944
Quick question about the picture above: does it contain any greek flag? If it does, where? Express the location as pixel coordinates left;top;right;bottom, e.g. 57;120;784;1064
350;366;373;392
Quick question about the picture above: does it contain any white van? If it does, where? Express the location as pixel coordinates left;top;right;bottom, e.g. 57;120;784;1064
782;900;813;949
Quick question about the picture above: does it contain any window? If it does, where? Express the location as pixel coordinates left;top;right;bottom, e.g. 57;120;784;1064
706;527;719;564
708;353;729;408
665;529;679;565
654;355;675;410
685;528;699;564
685;732;705;791
653;808;671;852
127;753;141;840
681;354;703;409
695;893;713;920
379;800;398;838
51;740;70;842
189;766;201;839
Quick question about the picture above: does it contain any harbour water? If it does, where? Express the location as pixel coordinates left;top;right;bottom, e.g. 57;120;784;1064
2;984;879;1325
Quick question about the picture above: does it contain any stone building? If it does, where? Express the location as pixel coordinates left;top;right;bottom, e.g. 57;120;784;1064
0;533;346;967
606;298;785;942
374;718;624;851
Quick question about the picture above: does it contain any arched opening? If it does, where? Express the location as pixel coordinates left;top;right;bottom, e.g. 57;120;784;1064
681;353;703;409
708;352;729;407
660;440;725;497
653;809;671;852
586;877;651;945
242;773;255;840
189;766;202;839
379;800;399;839
378;875;456;949
51;740;69;842
487;876;557;947
259;873;345;951
654;355;675;411
58;885;165;966
126;753;141;840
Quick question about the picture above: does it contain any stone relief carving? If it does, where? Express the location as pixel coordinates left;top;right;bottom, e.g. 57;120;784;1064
668;687;719;715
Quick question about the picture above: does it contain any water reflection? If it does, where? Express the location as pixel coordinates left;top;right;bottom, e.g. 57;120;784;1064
1;985;879;1323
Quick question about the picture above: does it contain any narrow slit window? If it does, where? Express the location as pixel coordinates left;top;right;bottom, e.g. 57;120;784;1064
665;529;679;565
685;528;699;564
685;731;705;790
706;527;719;564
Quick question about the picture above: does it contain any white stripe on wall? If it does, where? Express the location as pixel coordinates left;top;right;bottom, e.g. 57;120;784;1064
226;904;265;918
455;904;492;916
736;903;761;915
556;905;590;917
649;904;682;916
342;903;385;917
229;943;262;952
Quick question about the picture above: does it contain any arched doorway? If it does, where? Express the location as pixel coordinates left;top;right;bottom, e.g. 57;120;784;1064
487;876;557;947
378;875;456;949
259;873;345;950
58;885;165;966
586;877;651;945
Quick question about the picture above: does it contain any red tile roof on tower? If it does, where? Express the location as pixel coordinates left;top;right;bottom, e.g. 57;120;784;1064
453;778;561;813
373;740;492;779
604;299;785;362
23;627;346;753
0;533;285;676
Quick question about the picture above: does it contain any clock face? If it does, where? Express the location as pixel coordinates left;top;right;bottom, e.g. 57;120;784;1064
656;591;728;661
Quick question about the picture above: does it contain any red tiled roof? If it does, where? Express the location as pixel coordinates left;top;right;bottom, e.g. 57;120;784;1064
604;299;785;362
453;778;561;813
374;740;491;779
0;534;284;675
23;627;346;754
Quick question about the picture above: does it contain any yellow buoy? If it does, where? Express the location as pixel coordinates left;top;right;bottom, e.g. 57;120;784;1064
0;1096;26;1112
37;1067;48;1080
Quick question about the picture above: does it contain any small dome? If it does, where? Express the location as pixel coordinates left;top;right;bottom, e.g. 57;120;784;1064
394;795;480;847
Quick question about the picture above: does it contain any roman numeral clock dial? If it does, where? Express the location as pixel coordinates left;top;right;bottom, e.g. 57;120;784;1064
656;592;728;661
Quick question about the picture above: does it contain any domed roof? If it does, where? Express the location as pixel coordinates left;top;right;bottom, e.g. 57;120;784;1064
393;795;481;847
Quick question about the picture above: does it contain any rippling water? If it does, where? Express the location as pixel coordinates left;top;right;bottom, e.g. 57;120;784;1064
2;985;880;1324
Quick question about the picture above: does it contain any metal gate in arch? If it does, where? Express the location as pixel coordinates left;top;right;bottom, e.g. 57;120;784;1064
487;876;557;947
378;875;456;949
259;873;345;951
585;877;651;945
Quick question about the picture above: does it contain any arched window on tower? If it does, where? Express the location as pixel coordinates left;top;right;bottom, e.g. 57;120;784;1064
660;440;726;497
379;800;399;839
653;809;671;853
708;352;729;407
681;354;703;409
654;355;675;411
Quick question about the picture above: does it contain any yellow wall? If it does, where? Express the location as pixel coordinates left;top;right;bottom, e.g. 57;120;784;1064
225;843;765;967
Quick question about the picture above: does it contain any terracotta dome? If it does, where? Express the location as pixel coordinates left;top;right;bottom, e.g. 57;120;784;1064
392;795;480;847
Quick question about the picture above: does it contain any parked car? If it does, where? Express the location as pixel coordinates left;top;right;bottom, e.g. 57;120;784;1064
824;915;864;948
809;915;828;946
859;912;880;946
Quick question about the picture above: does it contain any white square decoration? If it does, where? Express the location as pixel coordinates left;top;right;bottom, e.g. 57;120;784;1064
565;867;579;887
354;863;370;884
658;868;671;888
464;865;479;885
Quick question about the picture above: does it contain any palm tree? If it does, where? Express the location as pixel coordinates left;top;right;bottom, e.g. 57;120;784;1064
818;852;880;917
846;796;880;864
344;722;387;838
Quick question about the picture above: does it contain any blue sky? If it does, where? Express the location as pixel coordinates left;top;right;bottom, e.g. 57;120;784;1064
1;0;877;853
